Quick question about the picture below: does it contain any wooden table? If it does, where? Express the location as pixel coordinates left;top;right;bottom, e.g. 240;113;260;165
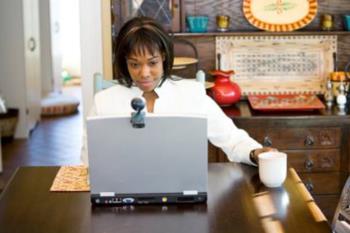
0;164;332;233
208;101;350;220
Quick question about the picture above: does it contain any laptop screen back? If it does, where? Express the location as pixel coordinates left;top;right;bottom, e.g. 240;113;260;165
87;115;208;196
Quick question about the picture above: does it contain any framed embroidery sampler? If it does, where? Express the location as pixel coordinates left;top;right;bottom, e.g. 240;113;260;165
216;35;337;96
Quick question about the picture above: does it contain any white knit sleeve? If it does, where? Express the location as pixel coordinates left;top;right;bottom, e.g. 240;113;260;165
204;95;262;165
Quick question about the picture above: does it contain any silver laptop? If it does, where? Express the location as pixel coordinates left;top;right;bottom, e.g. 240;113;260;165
87;114;208;205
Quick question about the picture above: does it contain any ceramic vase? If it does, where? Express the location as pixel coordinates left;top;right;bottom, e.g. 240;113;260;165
210;70;241;106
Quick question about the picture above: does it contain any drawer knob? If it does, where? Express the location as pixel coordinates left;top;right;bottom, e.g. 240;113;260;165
305;180;314;192
263;136;272;147
304;159;314;170
304;136;315;146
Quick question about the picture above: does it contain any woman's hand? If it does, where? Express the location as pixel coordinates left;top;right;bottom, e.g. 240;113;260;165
250;147;278;165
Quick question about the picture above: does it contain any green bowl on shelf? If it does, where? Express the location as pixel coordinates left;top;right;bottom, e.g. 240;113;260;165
186;16;209;33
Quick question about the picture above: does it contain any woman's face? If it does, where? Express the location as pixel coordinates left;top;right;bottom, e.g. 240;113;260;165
126;49;164;92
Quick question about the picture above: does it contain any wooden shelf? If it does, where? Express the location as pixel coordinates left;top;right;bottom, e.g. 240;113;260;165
172;31;350;37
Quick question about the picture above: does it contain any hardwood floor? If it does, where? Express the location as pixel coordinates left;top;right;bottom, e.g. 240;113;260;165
0;86;83;191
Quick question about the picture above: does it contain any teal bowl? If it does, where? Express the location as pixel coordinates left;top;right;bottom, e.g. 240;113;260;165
344;15;350;31
186;16;209;33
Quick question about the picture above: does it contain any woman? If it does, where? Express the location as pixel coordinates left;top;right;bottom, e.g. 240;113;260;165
81;16;274;165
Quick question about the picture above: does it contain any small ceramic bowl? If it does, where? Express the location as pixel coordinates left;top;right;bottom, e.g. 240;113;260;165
344;15;350;31
186;16;209;33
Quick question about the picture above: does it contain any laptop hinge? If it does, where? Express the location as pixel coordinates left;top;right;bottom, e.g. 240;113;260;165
99;192;115;197
183;190;198;195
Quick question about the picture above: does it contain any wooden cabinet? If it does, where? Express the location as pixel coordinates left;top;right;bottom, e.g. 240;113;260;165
109;0;350;82
209;102;350;221
287;149;340;172
251;127;341;149
111;0;350;33
109;0;350;76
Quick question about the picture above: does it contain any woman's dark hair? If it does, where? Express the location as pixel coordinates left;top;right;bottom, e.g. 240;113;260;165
113;17;174;87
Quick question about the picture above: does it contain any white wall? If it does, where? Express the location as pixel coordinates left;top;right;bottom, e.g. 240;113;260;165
61;0;81;77
40;0;81;96
39;0;54;95
0;0;28;138
50;0;63;93
79;0;103;118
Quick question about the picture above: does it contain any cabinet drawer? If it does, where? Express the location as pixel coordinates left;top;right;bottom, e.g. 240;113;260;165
247;127;341;150
314;194;339;222
299;172;342;195
286;149;340;172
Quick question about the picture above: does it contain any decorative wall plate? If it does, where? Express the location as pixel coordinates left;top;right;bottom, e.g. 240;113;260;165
243;0;318;32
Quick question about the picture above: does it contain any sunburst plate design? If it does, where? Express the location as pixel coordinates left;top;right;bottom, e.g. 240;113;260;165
243;0;318;32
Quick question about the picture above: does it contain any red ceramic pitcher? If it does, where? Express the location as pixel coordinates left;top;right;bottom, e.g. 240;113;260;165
209;70;241;106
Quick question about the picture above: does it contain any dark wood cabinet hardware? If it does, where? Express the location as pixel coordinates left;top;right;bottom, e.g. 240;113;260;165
263;136;272;147
304;135;315;146
305;180;315;193
304;159;314;171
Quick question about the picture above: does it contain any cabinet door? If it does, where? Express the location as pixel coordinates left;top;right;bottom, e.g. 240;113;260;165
119;0;181;32
23;0;41;134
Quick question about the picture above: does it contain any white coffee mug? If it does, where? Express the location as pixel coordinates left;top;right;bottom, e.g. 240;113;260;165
258;151;287;188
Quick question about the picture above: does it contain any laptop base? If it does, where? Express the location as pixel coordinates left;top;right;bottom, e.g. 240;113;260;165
91;192;207;205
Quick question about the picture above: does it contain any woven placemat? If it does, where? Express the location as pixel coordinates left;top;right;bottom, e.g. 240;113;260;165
50;166;90;192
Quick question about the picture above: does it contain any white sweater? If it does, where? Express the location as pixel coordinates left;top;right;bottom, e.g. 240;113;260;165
81;78;262;165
